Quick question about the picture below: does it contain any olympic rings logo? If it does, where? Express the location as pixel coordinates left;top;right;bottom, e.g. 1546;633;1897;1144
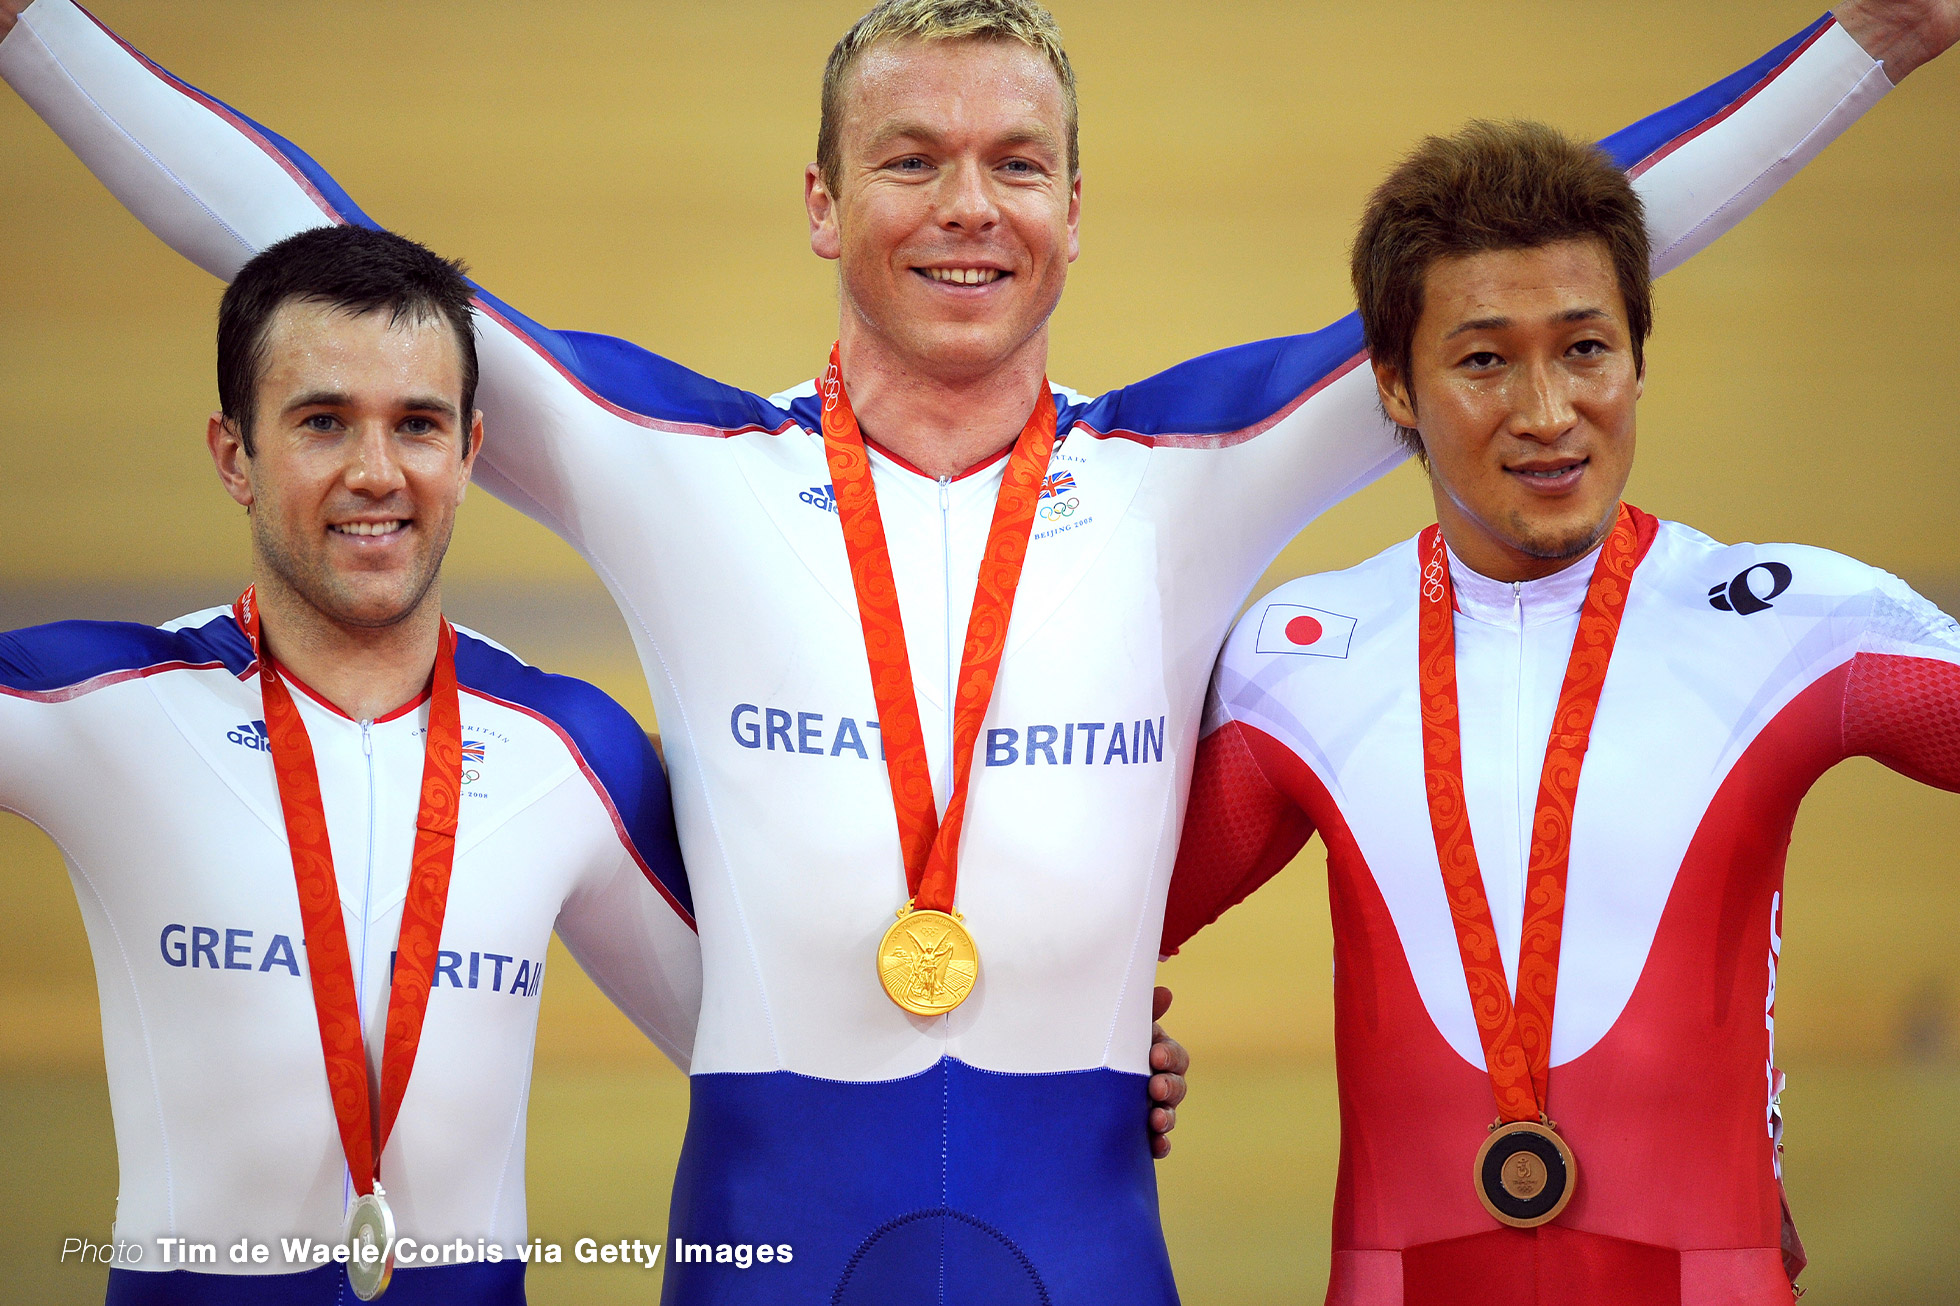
1038;496;1079;522
462;768;481;785
1421;554;1449;604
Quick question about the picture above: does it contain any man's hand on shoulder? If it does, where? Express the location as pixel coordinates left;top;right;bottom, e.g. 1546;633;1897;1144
1837;0;1960;81
0;0;28;43
1148;985;1190;1160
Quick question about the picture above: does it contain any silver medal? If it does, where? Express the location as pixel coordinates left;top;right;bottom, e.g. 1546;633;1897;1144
343;1183;396;1300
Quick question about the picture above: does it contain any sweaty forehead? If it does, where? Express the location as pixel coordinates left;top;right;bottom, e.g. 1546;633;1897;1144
841;38;1067;153
1422;241;1624;329
257;301;462;397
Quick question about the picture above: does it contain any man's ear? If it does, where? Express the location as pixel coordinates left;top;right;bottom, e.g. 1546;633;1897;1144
457;410;485;504
806;163;841;261
208;412;254;509
1373;359;1418;430
1065;172;1082;263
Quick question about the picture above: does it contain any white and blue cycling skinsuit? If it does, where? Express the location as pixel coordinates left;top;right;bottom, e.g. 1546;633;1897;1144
0;4;1895;1301
0;608;699;1304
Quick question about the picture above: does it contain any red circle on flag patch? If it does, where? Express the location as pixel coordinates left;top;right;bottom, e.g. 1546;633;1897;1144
1286;615;1324;646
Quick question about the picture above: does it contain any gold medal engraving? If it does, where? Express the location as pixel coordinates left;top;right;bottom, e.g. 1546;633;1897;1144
344;1185;396;1300
877;907;979;1015
1474;1120;1576;1229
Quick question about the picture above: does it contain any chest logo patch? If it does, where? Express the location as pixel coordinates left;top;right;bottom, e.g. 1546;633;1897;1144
1255;604;1357;658
1709;562;1793;615
227;720;270;752
800;484;839;514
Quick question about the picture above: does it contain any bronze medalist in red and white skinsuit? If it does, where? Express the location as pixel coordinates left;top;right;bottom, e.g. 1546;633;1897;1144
1165;507;1960;1306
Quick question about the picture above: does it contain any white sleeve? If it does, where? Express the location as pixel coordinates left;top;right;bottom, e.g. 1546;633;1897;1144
1079;15;1892;578
553;844;703;1074
1628;20;1892;275
0;0;758;564
0;0;337;277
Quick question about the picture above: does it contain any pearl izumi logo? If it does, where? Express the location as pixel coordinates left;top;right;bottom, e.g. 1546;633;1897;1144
1709;562;1793;615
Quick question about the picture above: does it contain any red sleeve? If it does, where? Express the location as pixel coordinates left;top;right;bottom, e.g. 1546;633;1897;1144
1161;718;1316;956
1842;652;1960;792
1838;576;1960;792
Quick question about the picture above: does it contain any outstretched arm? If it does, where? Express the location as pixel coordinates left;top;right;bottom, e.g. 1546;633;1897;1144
1082;10;1928;586
0;0;781;567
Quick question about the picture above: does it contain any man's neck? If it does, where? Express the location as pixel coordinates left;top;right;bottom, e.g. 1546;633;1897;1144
251;570;442;723
1443;533;1590;585
1436;506;1614;585
837;329;1050;480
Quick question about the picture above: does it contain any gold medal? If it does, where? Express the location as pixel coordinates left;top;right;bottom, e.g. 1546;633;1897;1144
1474;1119;1577;1229
343;1182;396;1300
877;905;979;1015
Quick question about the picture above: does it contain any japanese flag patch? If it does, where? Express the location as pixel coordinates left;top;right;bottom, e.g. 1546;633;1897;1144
1254;604;1357;658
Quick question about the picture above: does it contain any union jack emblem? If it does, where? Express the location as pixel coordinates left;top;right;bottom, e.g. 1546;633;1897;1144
1039;471;1076;500
460;741;486;763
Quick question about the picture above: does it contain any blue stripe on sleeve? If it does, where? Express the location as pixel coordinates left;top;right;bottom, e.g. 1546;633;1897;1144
1065;316;1365;441
452;633;693;921
153;11;1833;451
0;613;253;692
548;330;797;434
1599;15;1834;169
151;61;780;437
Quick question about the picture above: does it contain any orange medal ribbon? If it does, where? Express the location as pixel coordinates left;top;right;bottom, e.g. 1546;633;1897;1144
235;586;462;1196
1416;505;1641;1124
818;344;1056;916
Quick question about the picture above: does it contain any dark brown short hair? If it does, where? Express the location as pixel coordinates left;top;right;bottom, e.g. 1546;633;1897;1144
1351;120;1651;450
218;225;478;456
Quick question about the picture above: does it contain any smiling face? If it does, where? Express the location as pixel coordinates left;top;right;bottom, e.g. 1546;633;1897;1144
806;36;1080;383
1376;239;1642;582
209;299;481;632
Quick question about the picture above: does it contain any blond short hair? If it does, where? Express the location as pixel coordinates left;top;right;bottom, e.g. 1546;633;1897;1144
817;0;1079;195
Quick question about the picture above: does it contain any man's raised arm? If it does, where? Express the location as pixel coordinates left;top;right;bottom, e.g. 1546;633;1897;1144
0;0;778;562
1077;10;1938;583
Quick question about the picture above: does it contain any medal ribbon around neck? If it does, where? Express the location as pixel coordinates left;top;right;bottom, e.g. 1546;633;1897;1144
1416;504;1640;1123
818;343;1057;914
234;586;463;1194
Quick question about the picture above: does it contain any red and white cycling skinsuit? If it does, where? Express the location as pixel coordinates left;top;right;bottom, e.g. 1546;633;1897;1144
1166;509;1960;1305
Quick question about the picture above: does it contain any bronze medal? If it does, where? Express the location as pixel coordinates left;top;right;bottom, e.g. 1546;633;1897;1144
1474;1119;1577;1229
1415;510;1648;1230
878;906;979;1016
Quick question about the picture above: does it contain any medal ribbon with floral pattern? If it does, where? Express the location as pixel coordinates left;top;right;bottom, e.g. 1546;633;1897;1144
1416;504;1643;1123
818;343;1056;913
235;586;462;1193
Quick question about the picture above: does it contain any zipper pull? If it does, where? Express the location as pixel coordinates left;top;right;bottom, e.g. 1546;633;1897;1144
938;474;951;510
361;721;373;757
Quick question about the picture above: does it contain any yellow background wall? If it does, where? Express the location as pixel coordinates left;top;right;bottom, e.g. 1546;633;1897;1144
1;2;1954;1302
